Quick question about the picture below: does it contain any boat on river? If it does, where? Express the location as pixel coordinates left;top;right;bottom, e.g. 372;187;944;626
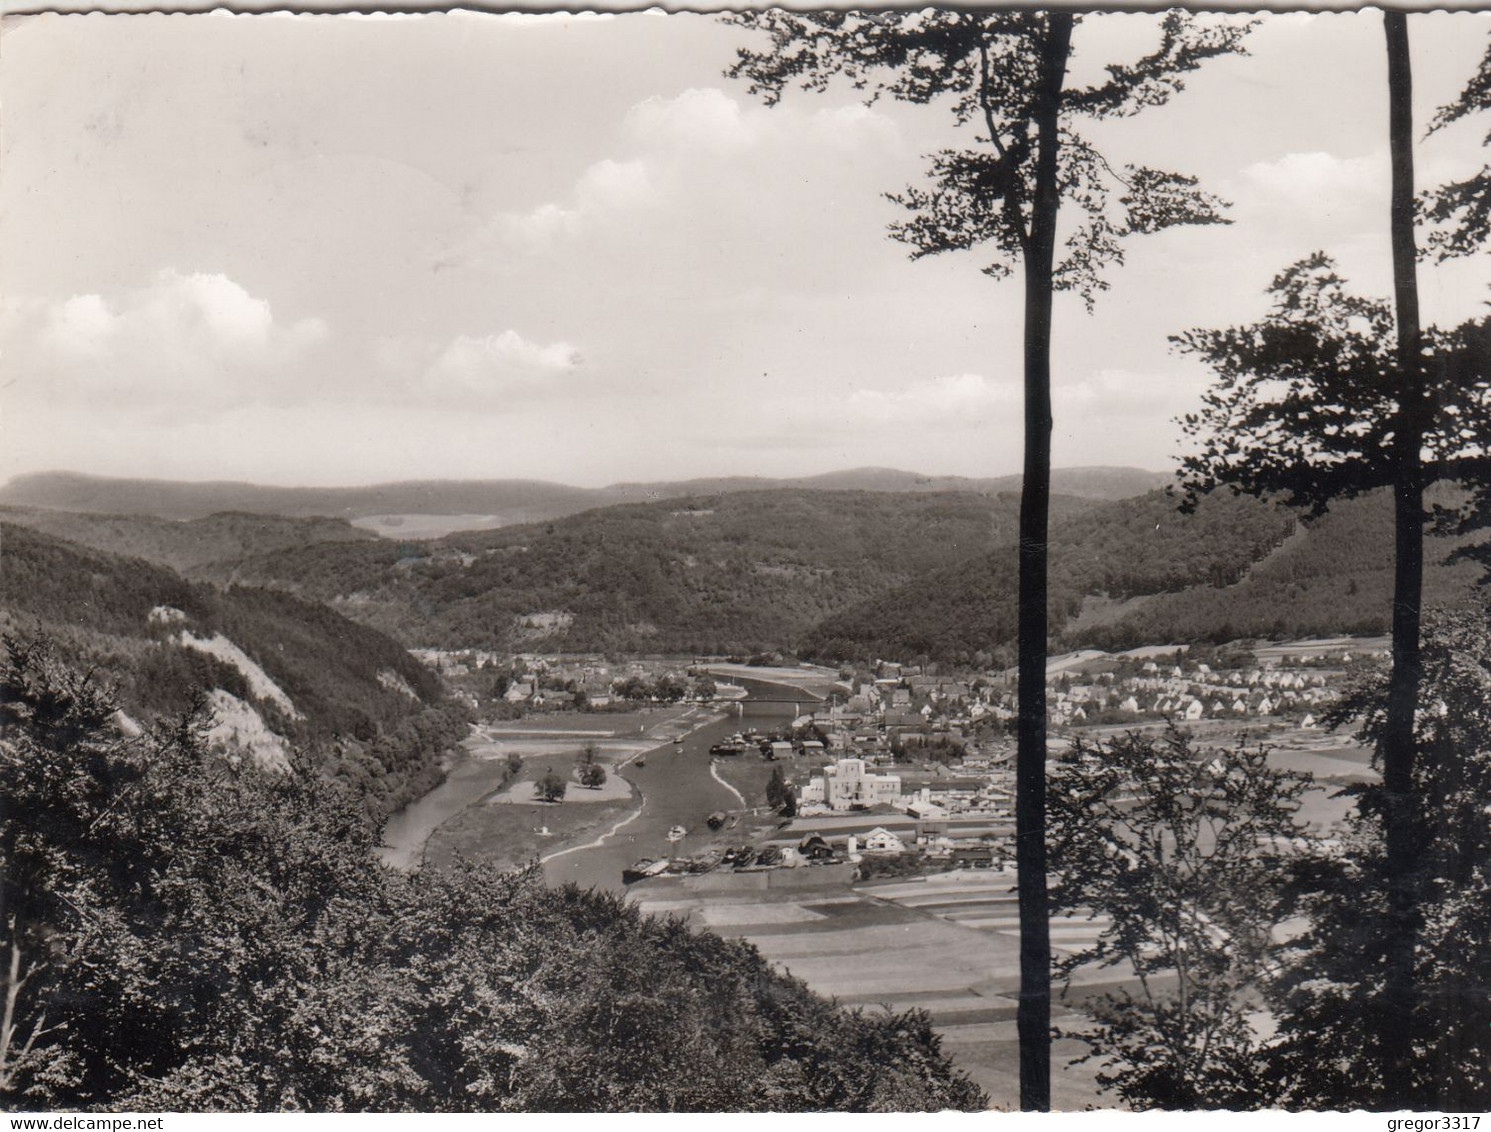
622;858;669;884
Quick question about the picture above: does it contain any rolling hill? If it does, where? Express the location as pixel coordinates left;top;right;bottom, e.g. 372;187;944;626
803;487;1489;663
0;472;598;526
180;484;1482;660
1068;489;1488;650
187;488;1104;654
7;476;1482;667
601;465;1170;503
0;505;377;573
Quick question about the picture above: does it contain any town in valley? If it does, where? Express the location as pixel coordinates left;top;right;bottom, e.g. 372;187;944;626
379;633;1387;1103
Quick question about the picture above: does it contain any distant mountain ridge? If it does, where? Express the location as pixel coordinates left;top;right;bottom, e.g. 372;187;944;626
0;466;1171;528
0;473;596;526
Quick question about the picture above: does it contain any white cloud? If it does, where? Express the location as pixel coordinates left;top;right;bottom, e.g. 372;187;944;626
496;202;583;249
624;87;762;156
6;270;328;412
42;293;116;359
1056;367;1194;412
475;86;902;261
807;102;903;151
1225;151;1396;280
497;159;655;250
848;373;1020;424
1236;150;1385;210
420;329;583;402
576;158;653;210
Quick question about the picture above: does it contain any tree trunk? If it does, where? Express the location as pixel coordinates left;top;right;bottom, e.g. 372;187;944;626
1382;10;1426;1105
1015;12;1072;1114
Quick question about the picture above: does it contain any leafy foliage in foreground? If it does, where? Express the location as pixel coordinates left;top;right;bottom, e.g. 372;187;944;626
1265;607;1491;1110
1045;611;1491;1111
1047;729;1312;1109
0;640;984;1113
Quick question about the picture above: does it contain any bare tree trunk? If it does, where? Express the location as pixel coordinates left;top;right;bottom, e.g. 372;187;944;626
1382;10;1426;1105
1016;12;1072;1113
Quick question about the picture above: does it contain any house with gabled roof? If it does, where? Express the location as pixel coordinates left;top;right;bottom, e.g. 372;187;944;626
863;827;906;854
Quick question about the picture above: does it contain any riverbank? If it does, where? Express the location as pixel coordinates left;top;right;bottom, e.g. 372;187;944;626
380;704;724;873
541;689;804;891
424;785;636;872
377;745;511;871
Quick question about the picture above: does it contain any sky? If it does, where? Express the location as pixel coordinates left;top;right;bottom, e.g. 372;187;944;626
4;9;1491;488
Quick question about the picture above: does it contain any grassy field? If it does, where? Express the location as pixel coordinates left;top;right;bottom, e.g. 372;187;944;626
425;787;635;872
711;754;780;812
481;706;692;737
388;706;734;877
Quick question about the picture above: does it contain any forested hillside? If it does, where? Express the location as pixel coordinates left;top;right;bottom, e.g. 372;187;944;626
802;488;1486;663
194;489;1102;653
0;505;377;572
10;484;1481;670
0;523;467;817
1071;490;1487;650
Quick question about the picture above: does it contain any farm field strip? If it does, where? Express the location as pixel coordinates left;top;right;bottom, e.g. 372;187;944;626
626;875;1119;1108
696;903;829;926
859;871;1018;897
868;882;1112;952
892;891;1021;908
480;728;616;738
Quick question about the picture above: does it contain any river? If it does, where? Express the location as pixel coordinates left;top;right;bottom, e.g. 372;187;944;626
377;753;512;871
542;680;811;891
380;676;824;888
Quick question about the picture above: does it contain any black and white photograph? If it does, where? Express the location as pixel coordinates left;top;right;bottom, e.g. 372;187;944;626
2;2;1490;1115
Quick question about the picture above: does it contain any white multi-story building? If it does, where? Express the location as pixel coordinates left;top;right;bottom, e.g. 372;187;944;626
799;758;903;811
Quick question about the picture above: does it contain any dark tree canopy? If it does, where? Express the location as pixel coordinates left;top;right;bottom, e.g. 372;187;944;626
1174;255;1491;545
725;10;1247;309
1267;608;1491;1109
536;768;567;803
1421;37;1491;260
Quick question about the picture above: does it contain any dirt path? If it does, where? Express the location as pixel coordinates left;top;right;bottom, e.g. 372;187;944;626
540;781;648;864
